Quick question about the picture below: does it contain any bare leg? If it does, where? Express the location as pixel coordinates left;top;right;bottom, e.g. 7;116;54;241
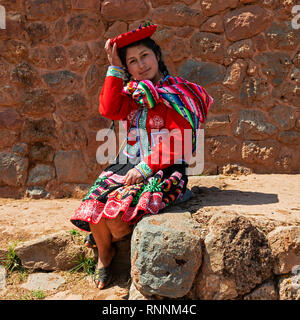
89;220;115;269
89;216;133;289
105;214;134;242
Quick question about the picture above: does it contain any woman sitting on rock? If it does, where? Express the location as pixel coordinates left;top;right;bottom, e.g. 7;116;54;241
70;23;213;290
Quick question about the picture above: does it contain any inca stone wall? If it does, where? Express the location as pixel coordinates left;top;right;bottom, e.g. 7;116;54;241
0;0;299;198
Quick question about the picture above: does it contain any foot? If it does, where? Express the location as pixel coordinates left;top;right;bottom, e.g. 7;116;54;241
84;233;97;248
93;265;113;290
94;245;116;290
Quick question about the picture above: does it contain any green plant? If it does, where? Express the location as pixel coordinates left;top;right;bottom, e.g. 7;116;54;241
31;290;46;299
4;242;24;273
69;253;96;276
68;229;81;237
22;290;45;300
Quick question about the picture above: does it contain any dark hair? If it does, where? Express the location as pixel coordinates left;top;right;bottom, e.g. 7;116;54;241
118;37;169;83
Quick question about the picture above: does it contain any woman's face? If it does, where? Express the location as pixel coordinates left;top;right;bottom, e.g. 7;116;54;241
125;44;161;83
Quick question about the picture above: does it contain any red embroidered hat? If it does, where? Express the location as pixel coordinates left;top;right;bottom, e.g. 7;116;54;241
110;22;157;48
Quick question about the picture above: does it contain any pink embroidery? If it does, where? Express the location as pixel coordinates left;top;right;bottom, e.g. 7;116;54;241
149;115;164;129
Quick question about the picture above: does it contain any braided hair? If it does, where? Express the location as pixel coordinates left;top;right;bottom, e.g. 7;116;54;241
118;37;169;83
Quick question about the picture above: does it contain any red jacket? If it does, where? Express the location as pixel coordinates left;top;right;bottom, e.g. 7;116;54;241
99;75;193;175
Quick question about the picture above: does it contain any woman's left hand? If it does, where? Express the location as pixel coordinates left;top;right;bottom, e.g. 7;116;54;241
123;168;144;185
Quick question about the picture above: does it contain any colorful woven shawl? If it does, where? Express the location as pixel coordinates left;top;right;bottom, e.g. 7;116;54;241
122;75;213;152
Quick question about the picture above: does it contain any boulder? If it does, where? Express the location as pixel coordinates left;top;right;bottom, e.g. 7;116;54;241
195;213;273;300
267;226;300;275
243;281;278;300
15;231;85;271
131;211;203;298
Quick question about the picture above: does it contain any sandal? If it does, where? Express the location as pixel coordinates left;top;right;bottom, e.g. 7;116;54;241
93;265;113;290
84;233;97;248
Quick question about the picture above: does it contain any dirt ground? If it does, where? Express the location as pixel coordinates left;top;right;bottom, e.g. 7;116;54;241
0;173;299;300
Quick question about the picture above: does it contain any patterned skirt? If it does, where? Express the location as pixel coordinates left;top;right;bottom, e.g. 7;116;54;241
70;160;188;232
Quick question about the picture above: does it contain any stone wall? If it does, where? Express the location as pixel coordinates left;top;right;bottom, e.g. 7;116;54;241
0;0;299;198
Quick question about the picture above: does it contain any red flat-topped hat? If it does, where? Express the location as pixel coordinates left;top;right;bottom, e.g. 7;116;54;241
110;22;157;48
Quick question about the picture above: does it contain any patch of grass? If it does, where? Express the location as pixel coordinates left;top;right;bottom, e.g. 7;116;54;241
22;290;46;300
68;229;81;237
69;253;96;276
3;242;24;273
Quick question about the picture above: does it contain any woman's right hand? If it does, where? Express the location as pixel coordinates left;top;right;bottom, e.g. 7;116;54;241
105;39;123;68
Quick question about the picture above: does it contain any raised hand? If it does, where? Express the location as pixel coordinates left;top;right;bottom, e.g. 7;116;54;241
104;39;123;68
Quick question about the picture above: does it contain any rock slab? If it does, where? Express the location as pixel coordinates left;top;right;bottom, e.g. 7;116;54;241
195;213;273;300
15;231;84;271
21;273;65;291
131;211;203;298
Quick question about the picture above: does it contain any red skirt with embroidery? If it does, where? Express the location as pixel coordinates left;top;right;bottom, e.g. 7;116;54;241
70;162;188;232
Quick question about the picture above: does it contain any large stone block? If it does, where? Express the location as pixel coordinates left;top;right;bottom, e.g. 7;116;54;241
0;152;28;187
54;150;89;184
241;140;279;166
267;226;300;275
21;118;56;143
178;60;226;86
272;82;300;108
278;131;300;145
67;43;92;72
131;211;203;298
270;105;295;130
57;93;89;122
25;0;69;21
191;32;225;64
151;4;205;28
0;85;20;106
255;52;292;87
10;62;40;88
27;164;55;186
15;231;85;271
101;0;149;21
67;13;105;41
240;77;272;108
29;46;68;70
0;109;23;130
234;110;277;140
0;39;28;64
200;0;238;16
195;213;273;299
206;136;241;164
265;21;300;51
224;5;272;41
42;70;82;94
57;122;88;150
207;84;238;114
21;89;56;116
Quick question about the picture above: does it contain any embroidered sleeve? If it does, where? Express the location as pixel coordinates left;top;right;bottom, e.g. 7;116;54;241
106;66;125;80
135;161;153;179
99;70;131;120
